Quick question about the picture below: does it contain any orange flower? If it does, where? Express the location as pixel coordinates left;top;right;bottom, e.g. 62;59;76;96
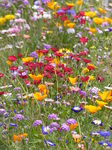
38;84;46;92
33;92;47;101
68;77;77;85
29;74;44;81
68;123;78;130
13;133;27;142
35;50;43;57
98;8;106;14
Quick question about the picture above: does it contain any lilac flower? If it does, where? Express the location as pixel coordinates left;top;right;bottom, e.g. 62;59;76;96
41;0;50;4
79;90;86;96
44;140;56;146
23;0;29;5
100;131;111;137
66;118;76;125
0;109;5;114
32;120;42;126
3;112;9;118
49;122;59;128
43;43;51;49
48;114;58;120
0;123;3;127
60;123;69;132
13;87;21;91
71;106;82;113
15;114;24;121
29;51;38;59
49;127;57;133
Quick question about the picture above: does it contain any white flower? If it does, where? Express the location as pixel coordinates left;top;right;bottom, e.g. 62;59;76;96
67;28;75;34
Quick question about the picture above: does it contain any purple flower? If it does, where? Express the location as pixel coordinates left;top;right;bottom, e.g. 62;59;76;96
79;90;86;96
100;131;111;137
32;120;42;126
44;140;56;146
91;119;103;126
71;106;82;113
99;141;111;148
15;114;24;121
9;123;17;127
49;122;59;128
66;118;76;125
13;87;21;91
29;51;38;59
41;0;50;4
60;123;69;132
42;126;50;135
67;10;75;15
48;114;58;120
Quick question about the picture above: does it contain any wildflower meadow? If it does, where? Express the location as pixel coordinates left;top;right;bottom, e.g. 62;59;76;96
0;0;112;149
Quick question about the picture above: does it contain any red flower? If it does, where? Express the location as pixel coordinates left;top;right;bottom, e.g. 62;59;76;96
75;57;81;61
79;37;88;44
87;65;94;70
38;50;48;54
8;55;17;62
57;12;65;17
17;53;23;58
0;73;4;78
80;18;85;24
80;76;89;82
51;47;59;52
0;91;6;95
74;15;79;19
98;76;104;82
9;66;18;71
83;58;91;63
79;51;88;56
44;65;54;71
44;56;52;62
54;52;63;57
79;11;85;16
61;16;68;21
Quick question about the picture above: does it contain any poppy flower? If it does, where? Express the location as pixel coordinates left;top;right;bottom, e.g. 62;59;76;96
33;92;47;101
22;57;33;63
8;55;17;62
29;74;44;81
83;58;91;64
9;66;18;71
79;37;88;44
17;53;23;58
98;90;112;101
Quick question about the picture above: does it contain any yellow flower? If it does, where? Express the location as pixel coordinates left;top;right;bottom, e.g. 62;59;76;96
93;17;103;24
29;74;44;81
46;1;60;10
0;17;6;25
98;90;112;101
66;23;75;28
64;20;70;27
47;30;52;34
76;0;83;6
85;12;96;18
59;48;71;53
65;2;76;7
83;68;89;74
89;76;95;81
89;28;97;34
22;57;33;63
5;14;15;20
96;100;108;107
56;22;62;27
98;8;106;14
85;105;101;114
6;60;12;66
68;77;77;85
33;92;47;101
